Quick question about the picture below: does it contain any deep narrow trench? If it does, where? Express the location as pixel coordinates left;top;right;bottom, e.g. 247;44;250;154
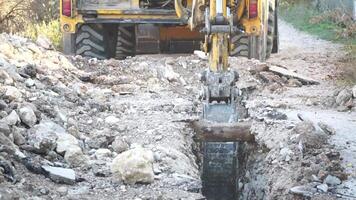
191;91;265;200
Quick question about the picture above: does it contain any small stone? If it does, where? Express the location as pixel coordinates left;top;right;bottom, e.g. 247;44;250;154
18;106;37;127
36;35;53;50
41;165;75;185
0;100;7;110
95;148;112;159
105;116;120;125
2;110;20;126
312;174;321;182
28;120;65;153
0;70;13;85
23;64;37;78
293;121;327;149
25;79;35;87
316;184;328;193
12;127;26;145
317;122;336;135
324;175;341;186
0;122;11;136
352;85;356;98
289;185;317;197
111;147;154;184
4;86;22;101
336;89;352;106
111;137;129;154
56;134;79;154
337;105;350;112
64;146;87;167
288;78;303;87
56;186;68;196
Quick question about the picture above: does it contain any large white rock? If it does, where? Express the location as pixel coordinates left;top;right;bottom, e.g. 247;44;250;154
56;134;79;154
111;147;154;184
18;105;37;127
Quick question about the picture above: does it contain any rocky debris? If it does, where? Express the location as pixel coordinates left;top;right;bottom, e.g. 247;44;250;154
289;185;317;197
324;175;341;186
352;85;356;98
318;122;336;135
0;30;350;200
292;121;327;149
111;147;154;184
42;165;76;185
335;89;352;106
27;121;64;153
56;133;79;154
316;184;328;193
3;86;22;101
36;35;53;50
0;188;19;200
0;100;7;110
64;145;87;167
2;110;20;126
193;50;207;60
111;137;129;153
0;122;11;136
18;105;37;127
104;115;120;125
94;148;112;159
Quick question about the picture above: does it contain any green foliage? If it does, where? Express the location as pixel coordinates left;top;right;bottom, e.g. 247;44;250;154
22;20;62;50
280;3;356;45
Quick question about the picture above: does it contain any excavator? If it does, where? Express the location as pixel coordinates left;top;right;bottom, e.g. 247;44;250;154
60;0;279;199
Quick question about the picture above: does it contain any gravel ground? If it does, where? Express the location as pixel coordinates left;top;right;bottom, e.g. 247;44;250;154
0;20;355;200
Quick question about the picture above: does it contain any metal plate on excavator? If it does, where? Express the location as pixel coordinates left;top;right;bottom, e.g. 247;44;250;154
201;103;239;200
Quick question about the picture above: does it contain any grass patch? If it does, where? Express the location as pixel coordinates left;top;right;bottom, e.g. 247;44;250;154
22;20;62;50
280;1;356;84
280;3;356;46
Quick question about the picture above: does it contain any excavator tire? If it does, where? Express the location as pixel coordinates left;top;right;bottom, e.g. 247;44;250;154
231;1;278;61
75;24;108;59
115;25;136;60
75;24;118;59
266;1;276;59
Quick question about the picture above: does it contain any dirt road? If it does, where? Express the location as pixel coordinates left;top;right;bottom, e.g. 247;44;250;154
0;20;355;200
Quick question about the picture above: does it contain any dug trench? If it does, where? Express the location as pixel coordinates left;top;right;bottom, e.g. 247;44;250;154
191;54;349;200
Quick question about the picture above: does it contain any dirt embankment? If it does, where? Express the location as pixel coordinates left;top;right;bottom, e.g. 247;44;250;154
0;20;356;200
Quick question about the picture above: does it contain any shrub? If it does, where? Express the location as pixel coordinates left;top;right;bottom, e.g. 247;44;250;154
22;20;62;50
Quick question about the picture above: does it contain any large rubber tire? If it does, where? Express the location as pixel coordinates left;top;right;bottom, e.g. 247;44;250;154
231;1;278;61
75;24;108;59
266;1;276;59
115;26;136;60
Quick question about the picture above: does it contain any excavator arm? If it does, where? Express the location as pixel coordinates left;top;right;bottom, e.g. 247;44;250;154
174;0;265;198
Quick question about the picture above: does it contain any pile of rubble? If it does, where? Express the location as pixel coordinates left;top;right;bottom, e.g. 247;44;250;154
0;33;203;199
0;30;353;200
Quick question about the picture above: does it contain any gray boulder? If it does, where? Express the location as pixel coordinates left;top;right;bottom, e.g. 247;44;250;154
18;105;37;127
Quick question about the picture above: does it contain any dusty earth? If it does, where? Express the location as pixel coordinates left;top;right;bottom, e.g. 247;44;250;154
0;20;355;200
